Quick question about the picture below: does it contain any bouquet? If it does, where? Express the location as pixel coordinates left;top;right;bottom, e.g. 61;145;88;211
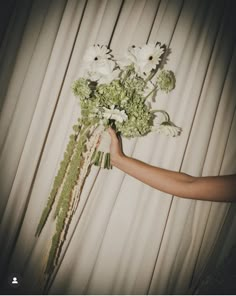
36;43;181;276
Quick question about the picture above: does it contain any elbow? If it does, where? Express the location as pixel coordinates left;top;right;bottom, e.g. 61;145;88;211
175;175;199;199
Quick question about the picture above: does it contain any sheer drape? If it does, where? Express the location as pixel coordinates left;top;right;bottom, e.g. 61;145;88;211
0;0;236;294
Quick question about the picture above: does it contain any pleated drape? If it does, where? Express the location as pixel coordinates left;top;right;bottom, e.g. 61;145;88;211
0;0;235;294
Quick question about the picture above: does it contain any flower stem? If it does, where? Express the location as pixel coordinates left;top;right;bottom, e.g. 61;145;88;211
144;84;159;101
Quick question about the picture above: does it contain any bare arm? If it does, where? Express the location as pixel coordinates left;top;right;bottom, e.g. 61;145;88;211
108;128;236;202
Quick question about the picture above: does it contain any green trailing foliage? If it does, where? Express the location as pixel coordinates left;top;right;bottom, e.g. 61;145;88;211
35;120;82;236
44;125;90;274
53;125;89;219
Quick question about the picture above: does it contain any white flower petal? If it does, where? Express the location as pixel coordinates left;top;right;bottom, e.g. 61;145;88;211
116;46;140;69
153;111;170;125
83;45;111;63
98;67;120;84
154;123;182;137
102;106;128;123
135;43;165;75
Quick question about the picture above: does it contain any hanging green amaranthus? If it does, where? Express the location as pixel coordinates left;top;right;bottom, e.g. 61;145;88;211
44;124;90;274
36;122;94;275
35;119;82;237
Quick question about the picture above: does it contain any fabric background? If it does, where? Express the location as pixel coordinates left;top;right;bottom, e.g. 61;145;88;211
0;0;236;294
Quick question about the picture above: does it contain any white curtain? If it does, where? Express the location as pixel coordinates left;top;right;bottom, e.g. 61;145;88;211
0;0;236;294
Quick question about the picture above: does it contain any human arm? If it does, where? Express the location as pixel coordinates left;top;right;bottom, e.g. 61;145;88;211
108;127;236;202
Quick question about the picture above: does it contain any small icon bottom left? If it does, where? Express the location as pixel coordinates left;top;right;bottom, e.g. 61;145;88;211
12;277;18;284
8;274;22;288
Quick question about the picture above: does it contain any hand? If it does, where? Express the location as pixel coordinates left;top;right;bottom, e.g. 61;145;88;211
108;127;125;165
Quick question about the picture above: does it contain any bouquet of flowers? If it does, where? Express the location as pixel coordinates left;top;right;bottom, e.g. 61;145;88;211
36;43;181;276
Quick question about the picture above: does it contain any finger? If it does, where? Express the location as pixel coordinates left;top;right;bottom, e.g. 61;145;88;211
108;127;118;140
96;137;100;148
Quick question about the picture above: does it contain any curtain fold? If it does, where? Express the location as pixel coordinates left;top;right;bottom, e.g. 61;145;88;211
0;0;235;294
0;0;32;113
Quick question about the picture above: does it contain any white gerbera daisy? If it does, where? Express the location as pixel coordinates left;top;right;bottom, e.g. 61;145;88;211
154;122;182;137
82;45;115;81
136;43;164;75
83;45;112;64
151;111;181;137
83;46;118;83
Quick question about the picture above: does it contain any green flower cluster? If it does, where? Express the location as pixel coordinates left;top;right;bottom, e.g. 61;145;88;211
72;69;153;138
95;80;127;107
115;92;153;137
121;67;146;96
96;77;153;137
72;78;91;100
156;70;176;93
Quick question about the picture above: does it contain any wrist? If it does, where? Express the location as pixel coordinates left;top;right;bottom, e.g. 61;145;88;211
111;153;126;167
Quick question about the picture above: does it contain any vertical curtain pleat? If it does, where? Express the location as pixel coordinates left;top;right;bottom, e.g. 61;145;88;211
0;0;31;112
0;0;235;294
0;0;68;279
0;0;16;47
0;0;67;219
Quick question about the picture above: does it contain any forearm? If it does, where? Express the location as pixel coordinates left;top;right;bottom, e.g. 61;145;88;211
112;155;236;202
113;155;195;198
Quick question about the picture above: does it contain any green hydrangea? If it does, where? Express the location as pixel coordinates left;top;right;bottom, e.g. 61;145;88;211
124;76;145;96
115;92;153;138
71;78;91;99
95;80;127;107
121;67;146;96
156;70;175;93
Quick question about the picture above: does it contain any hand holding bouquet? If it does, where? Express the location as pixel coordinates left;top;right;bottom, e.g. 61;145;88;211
72;43;181;168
